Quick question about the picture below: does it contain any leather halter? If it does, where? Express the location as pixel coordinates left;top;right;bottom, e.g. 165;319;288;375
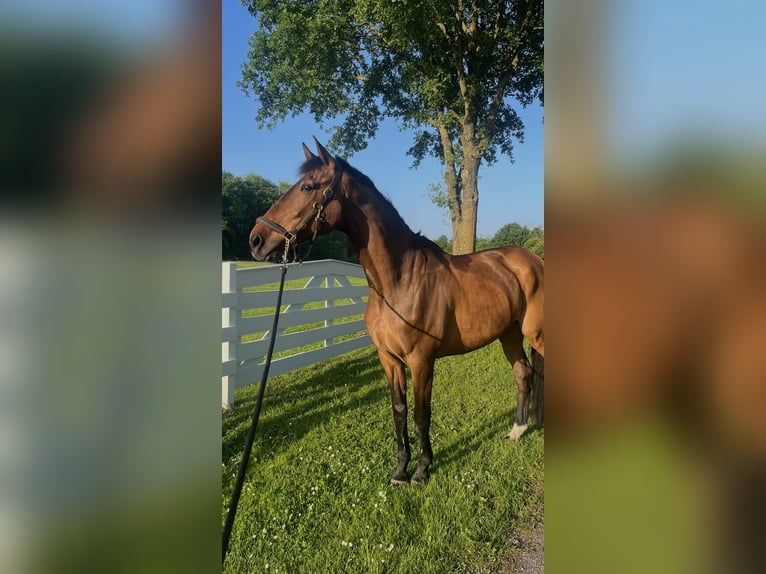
256;169;342;261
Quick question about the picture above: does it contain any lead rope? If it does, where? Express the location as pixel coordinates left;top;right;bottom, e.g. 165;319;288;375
222;253;290;564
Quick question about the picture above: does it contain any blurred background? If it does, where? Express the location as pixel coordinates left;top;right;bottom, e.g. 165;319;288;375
546;1;766;573
0;1;220;573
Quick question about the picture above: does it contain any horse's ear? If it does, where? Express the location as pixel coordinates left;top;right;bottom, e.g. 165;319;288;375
313;136;335;167
302;142;316;161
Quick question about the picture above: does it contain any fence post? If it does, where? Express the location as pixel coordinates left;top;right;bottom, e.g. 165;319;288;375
222;262;238;408
323;275;334;347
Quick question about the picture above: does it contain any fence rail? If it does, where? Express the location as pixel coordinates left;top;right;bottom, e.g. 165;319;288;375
222;259;372;407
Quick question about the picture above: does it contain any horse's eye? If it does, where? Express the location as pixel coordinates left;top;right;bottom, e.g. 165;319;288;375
300;183;312;193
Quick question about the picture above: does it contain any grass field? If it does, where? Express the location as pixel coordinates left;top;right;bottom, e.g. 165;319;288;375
222;340;544;573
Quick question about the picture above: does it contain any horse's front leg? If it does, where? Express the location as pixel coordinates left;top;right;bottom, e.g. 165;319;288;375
410;360;434;484
378;350;411;485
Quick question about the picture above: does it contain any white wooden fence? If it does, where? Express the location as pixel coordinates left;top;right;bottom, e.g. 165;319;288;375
222;259;372;407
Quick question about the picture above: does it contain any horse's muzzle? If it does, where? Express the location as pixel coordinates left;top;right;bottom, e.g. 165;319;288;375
249;231;264;260
249;230;285;262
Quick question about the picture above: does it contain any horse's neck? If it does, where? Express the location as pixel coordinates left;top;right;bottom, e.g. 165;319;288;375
344;193;419;297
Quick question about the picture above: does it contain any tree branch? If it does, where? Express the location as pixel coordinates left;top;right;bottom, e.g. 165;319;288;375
485;0;542;139
505;0;542;74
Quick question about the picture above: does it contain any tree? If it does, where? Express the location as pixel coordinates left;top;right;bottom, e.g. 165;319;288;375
222;171;281;260
492;222;531;248
521;225;544;258
306;230;359;264
433;235;453;253
490;222;543;257
222;171;359;262
430;223;542;256
239;0;543;254
522;232;544;258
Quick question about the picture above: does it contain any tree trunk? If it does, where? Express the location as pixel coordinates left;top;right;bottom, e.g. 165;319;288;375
452;153;480;255
438;121;480;255
448;182;461;251
436;123;462;253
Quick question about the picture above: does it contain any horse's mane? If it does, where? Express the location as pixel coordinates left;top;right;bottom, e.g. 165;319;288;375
298;155;437;249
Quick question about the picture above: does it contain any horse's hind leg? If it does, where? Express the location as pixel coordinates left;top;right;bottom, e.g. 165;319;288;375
500;326;533;441
378;349;411;485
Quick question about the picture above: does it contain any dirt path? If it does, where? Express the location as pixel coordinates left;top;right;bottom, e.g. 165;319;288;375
507;520;544;574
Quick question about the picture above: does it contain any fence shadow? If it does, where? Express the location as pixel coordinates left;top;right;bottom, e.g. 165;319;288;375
222;348;386;464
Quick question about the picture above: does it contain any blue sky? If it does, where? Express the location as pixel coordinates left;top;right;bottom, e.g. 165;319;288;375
608;0;766;162
222;1;544;240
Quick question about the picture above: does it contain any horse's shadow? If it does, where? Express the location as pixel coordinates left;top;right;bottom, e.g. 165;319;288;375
222;348;541;483
430;414;543;474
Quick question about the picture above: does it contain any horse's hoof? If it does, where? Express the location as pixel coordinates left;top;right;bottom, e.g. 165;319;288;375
390;470;409;486
410;470;429;484
505;423;528;441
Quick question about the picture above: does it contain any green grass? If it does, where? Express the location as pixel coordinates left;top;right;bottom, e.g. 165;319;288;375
222;342;544;573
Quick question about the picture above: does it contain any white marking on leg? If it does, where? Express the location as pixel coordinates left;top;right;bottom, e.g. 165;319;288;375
505;423;528;441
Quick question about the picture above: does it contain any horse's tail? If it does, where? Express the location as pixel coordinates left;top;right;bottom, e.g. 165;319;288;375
530;348;544;425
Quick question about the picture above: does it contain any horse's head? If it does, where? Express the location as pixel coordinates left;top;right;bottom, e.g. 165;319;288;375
249;138;344;262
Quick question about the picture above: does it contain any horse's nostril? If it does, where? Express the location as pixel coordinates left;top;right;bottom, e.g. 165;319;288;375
250;233;263;250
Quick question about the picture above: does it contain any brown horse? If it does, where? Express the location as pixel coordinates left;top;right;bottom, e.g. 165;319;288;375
249;138;544;484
